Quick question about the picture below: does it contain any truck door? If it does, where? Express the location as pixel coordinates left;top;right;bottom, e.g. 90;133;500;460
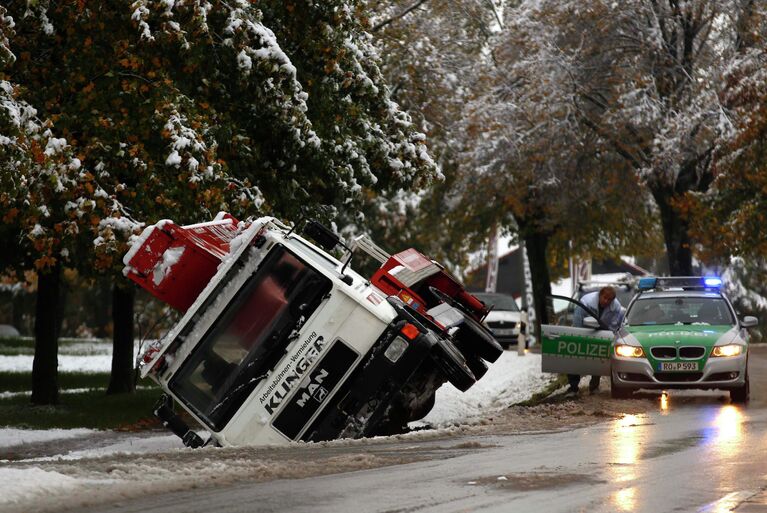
541;295;613;376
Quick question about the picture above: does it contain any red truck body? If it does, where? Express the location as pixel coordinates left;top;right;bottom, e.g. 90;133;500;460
124;213;489;322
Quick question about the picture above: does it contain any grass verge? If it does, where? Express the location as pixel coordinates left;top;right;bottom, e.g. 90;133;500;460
514;374;569;406
0;371;115;393
0;371;162;430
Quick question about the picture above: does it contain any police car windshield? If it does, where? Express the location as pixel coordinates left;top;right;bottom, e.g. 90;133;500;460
170;245;331;430
626;297;734;326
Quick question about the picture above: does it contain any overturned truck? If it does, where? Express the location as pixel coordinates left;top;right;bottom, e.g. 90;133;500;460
124;214;503;447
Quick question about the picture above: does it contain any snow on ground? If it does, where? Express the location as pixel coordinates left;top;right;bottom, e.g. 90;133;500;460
0;346;553;512
0;428;95;449
0;354;114;373
1;467;90;507
416;351;552;427
0;340;142;373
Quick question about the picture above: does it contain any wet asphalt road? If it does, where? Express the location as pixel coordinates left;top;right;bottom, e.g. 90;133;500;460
81;347;767;513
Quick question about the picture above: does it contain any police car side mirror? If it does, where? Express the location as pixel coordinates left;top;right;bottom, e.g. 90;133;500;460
741;316;758;329
583;316;600;329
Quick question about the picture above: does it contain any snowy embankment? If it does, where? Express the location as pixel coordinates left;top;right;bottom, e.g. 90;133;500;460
0;349;550;458
0;348;552;511
417;351;552;427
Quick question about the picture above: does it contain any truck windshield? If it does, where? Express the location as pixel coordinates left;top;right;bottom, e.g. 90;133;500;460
626;297;734;326
170;245;331;430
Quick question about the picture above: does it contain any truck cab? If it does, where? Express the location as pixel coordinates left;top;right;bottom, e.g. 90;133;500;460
125;214;502;446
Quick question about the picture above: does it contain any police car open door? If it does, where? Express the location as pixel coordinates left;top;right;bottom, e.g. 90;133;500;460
541;295;613;376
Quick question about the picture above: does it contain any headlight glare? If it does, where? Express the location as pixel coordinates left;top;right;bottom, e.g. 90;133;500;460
615;344;644;358
711;344;742;357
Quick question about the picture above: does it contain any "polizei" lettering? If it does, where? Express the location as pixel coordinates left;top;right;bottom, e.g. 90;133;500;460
557;340;609;358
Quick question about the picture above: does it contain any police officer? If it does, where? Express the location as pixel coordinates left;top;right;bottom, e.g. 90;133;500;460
566;286;624;396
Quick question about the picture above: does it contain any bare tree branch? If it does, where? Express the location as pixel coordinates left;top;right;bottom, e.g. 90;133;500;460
372;0;430;32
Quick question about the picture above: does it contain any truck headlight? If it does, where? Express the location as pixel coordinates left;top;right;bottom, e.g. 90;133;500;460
711;344;742;357
615;344;644;358
384;336;409;363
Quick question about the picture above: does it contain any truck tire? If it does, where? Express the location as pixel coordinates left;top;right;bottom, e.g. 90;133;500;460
431;338;476;392
463;351;489;380
730;373;750;403
454;316;503;363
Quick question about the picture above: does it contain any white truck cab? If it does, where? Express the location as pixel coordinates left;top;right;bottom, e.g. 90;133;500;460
129;215;501;447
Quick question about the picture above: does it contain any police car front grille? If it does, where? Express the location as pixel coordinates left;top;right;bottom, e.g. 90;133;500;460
654;372;703;382
679;346;705;359
651;347;677;359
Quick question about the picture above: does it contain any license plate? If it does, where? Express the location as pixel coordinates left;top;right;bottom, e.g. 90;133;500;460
493;328;516;336
658;362;699;372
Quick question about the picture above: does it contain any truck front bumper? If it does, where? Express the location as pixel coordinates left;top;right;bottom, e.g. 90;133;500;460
302;305;439;442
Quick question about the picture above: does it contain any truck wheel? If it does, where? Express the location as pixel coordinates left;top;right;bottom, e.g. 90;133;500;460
454;316;503;363
610;375;634;399
431;338;476;392
462;350;489;381
730;373;750;403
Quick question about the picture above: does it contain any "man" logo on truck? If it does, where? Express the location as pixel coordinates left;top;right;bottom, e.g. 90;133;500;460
296;369;329;408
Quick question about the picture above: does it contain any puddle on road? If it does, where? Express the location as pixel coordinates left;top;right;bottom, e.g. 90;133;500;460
640;434;705;459
464;471;606;491
450;441;497;450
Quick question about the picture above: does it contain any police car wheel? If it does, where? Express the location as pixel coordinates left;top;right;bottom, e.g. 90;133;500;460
431;338;476;392
730;373;750;403
454;316;503;363
610;375;634;399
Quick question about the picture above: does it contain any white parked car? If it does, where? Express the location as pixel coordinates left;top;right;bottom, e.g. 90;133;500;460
472;292;524;348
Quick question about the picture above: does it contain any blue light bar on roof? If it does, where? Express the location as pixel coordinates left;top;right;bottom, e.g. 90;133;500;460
704;276;722;288
638;276;723;291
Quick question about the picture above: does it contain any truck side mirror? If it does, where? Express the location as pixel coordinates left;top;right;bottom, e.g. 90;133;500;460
583;316;601;330
741;316;758;328
304;220;341;251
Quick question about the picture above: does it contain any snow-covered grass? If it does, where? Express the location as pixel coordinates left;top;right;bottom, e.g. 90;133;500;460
0;354;115;373
416;351;553;427
0;349;553;512
0;339;139;373
0;352;552;458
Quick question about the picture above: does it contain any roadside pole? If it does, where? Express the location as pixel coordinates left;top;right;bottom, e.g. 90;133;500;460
485;224;498;293
517;311;527;356
521;241;536;347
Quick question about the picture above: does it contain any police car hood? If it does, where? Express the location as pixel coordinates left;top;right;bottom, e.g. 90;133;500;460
623;324;737;348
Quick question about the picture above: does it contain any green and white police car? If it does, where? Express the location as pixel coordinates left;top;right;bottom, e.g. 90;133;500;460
542;277;757;403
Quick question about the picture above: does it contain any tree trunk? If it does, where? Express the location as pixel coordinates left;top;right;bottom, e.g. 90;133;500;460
92;278;112;338
524;231;553;341
107;282;136;395
652;187;693;276
12;292;26;335
32;262;61;405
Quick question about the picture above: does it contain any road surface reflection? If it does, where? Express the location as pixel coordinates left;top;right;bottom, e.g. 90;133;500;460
609;414;643;511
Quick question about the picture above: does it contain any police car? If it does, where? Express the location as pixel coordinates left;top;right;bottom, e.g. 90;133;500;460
541;277;757;403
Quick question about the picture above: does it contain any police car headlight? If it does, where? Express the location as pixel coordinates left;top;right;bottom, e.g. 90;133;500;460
384;336;409;363
711;344;742;357
615;344;644;358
